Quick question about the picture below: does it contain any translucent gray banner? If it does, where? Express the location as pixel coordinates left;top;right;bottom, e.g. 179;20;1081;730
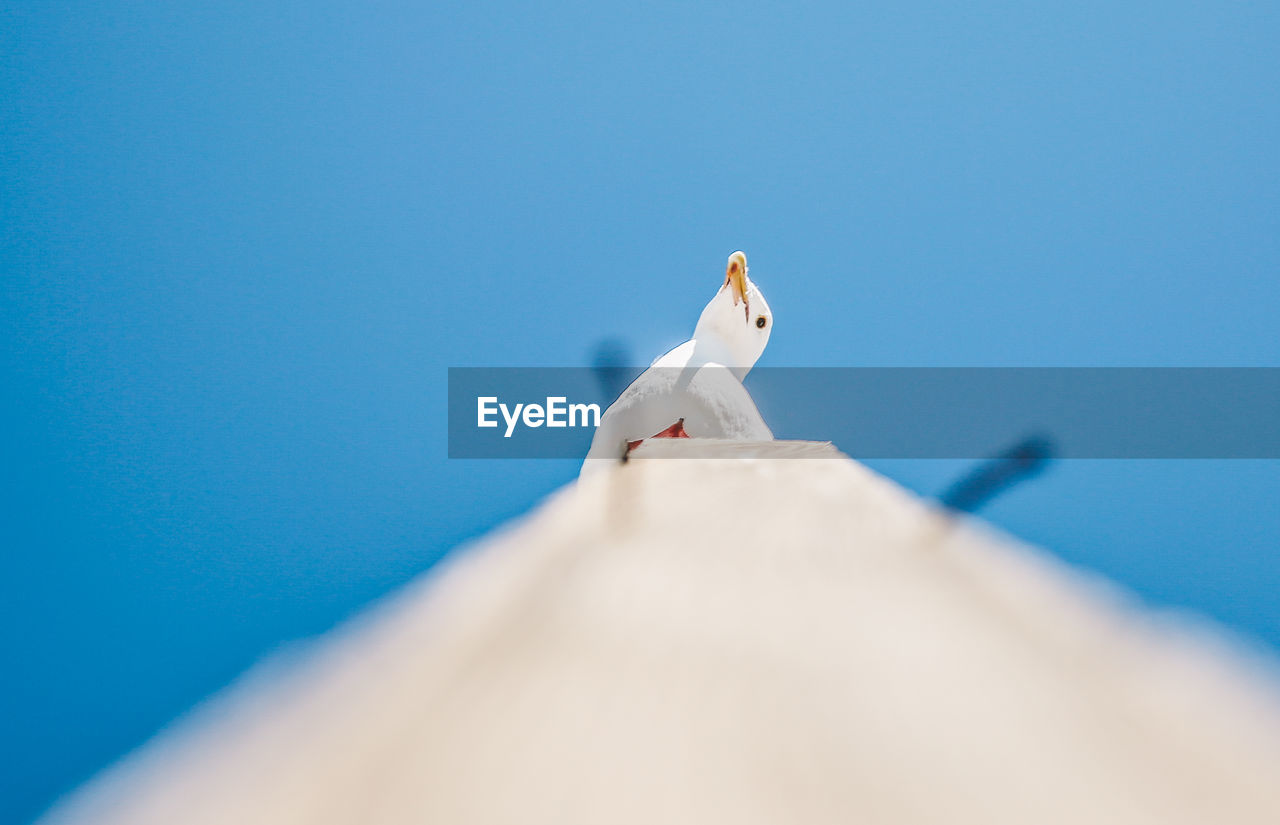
448;368;1280;459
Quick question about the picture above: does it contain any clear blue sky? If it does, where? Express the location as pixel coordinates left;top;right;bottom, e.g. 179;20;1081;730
3;2;1278;822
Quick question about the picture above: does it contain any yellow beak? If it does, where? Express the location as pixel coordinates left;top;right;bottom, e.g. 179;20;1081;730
724;251;749;306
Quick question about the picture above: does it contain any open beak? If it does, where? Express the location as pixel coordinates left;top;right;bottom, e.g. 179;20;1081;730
724;251;749;308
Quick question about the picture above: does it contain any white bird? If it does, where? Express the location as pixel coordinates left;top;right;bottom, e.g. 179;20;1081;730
580;251;774;477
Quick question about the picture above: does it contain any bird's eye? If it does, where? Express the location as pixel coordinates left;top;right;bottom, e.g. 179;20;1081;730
756;316;767;329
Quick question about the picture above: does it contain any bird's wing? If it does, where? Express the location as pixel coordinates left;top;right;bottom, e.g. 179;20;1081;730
583;361;772;472
584;366;684;461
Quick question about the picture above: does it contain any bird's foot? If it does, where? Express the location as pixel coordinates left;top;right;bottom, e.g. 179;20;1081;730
625;418;690;454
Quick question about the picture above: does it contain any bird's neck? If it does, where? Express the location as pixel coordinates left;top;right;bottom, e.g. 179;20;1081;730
690;334;751;382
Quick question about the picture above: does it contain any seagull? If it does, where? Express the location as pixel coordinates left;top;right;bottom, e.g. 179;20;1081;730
580;251;774;477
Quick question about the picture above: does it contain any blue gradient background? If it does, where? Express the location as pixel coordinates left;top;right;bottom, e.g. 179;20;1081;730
3;2;1278;822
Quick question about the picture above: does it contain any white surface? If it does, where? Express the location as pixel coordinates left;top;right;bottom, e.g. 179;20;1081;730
41;442;1280;824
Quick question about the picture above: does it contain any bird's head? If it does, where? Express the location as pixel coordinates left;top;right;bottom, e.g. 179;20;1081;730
693;251;773;377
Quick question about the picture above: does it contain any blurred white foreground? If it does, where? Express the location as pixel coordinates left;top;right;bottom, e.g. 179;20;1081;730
42;442;1280;824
